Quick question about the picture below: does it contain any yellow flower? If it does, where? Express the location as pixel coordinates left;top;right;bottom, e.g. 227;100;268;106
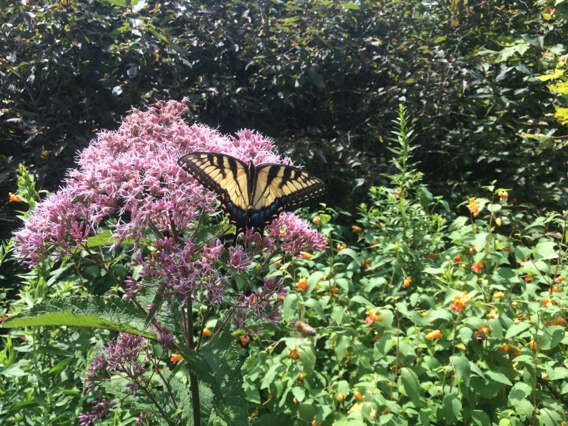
403;277;412;288
498;191;508;201
495;217;502;227
486;308;498;319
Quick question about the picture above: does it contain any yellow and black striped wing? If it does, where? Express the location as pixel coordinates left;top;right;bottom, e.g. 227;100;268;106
178;152;250;213
252;164;326;212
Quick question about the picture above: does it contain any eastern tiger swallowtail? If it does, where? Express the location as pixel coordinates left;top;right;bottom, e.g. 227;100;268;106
178;152;325;233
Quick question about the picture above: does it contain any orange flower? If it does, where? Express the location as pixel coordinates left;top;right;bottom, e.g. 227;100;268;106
498;343;509;353
509;345;521;357
498;191;508;201
555;276;564;284
471;262;483;273
549;285;561;293
337;242;347;252
403;277;412;288
337;393;345;402
311;420;322;426
468;197;479;217
450;291;470;312
470;245;477;253
541;297;554;307
351;225;362;232
365;310;384;325
453;254;462;264
529;337;538;350
297;278;308;291
8;192;23;203
288;348;300;360
170;353;183;364
524;274;533;282
493;291;505;299
240;335;250;346
486;308;498;319
298;372;305;381
202;327;212;337
299;251;313;259
353;390;364;401
427;253;437;259
425;329;443;340
330;285;339;295
312;216;321;225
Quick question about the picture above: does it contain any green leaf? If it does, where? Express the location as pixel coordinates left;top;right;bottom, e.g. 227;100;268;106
442;393;462;423
486;370;512;386
184;328;248;424
471;410;491;426
505;321;532;339
2;296;154;339
533;240;557;260
399;367;424;407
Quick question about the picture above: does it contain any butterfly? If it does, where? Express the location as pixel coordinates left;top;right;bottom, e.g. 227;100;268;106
178;152;325;233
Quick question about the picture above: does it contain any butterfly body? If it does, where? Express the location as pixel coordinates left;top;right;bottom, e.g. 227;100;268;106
178;152;325;233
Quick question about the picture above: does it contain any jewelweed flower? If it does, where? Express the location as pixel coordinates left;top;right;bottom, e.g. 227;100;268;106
8;192;23;203
425;330;443;340
299;251;313;259
471;262;483;273
486;308;498;319
403;277;412;288
550;317;567;327
312;216;320;225
297;278;309;291
202;327;212;337
498;191;508;201
337;242;347;252
555;276;564;284
453;254;462;264
351;225;362;232
353;391;364;401
170;353;183;364
288;348;300;360
493;291;505;299
495;217;502;226
468;197;479;216
240;335;250;346
450;291;470;313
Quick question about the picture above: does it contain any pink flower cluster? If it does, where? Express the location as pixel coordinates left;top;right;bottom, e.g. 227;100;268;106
13;99;299;264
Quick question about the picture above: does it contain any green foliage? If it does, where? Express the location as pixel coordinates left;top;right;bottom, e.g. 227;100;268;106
240;106;568;424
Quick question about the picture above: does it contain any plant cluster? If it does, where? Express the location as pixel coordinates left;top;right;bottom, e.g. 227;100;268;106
2;104;568;425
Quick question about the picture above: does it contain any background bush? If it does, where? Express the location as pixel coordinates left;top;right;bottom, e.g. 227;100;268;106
2;0;568;241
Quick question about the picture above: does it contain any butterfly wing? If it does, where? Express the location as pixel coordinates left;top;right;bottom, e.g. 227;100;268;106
248;164;326;227
178;152;251;228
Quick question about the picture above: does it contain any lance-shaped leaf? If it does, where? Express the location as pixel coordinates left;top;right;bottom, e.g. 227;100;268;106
2;296;154;339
